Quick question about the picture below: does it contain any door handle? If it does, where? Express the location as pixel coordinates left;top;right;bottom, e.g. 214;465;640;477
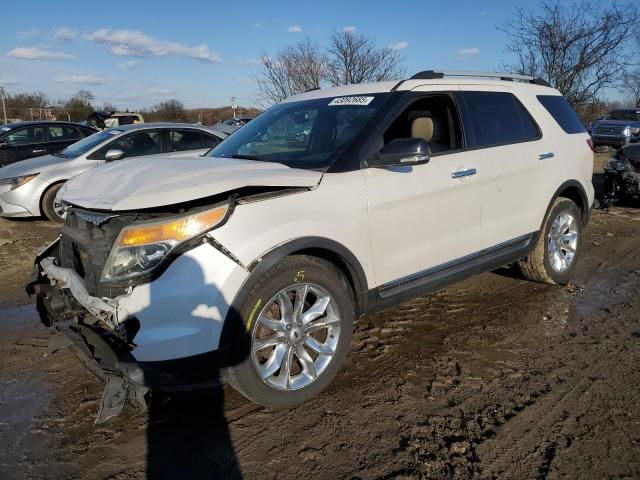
32;149;46;154
538;152;555;160
451;168;477;179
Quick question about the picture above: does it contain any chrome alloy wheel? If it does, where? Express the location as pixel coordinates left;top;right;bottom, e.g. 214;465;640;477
251;283;341;391
547;211;579;273
53;201;67;218
52;198;68;220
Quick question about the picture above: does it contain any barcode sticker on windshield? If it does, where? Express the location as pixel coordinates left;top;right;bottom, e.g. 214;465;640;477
1;127;10;132
328;96;374;106
108;129;123;135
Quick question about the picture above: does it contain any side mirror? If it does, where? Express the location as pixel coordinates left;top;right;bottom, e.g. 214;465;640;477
105;149;125;162
0;141;7;149
366;138;431;168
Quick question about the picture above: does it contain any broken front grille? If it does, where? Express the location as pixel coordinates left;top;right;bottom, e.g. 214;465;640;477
59;209;137;298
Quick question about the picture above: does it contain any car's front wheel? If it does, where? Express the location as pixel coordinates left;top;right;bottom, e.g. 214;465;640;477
226;255;354;408
41;183;66;223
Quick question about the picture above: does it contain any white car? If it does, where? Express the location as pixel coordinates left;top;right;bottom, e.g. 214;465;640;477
28;71;594;420
0;123;228;222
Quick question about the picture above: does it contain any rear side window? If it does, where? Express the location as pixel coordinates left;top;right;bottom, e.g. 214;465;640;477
537;95;586;134
462;92;540;148
169;129;204;151
47;126;82;141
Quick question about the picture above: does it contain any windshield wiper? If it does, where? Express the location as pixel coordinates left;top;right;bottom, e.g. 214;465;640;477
231;154;260;160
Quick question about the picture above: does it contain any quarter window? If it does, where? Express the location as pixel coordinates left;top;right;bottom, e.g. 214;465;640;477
537;95;586;134
463;92;540;148
203;133;221;148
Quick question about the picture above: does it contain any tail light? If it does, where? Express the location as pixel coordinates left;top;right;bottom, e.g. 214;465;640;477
586;138;595;152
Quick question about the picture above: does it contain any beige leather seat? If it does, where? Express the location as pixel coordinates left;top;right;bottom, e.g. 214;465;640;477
411;117;434;142
411;116;448;153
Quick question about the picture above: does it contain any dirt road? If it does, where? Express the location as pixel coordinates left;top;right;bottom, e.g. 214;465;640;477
1;156;639;479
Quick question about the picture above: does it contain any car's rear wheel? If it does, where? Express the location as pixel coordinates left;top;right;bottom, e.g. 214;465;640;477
518;198;583;284
41;183;66;223
226;255;354;408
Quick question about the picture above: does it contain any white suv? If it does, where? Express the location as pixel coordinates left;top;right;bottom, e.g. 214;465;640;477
28;71;594;419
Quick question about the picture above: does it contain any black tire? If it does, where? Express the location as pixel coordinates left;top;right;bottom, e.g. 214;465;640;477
518;198;583;284
225;255;354;408
41;183;65;223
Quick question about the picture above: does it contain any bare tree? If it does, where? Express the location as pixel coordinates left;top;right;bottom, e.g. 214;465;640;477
4;91;49;120
149;99;186;122
500;0;639;106
326;30;406;86
620;29;640;107
63;90;94;121
620;71;640;107
254;38;326;107
102;102;118;112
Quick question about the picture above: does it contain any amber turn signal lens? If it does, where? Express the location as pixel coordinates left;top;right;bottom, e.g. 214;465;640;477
118;206;227;247
10;173;39;191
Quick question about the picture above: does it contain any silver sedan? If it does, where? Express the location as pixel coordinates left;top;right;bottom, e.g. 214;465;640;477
0;123;228;222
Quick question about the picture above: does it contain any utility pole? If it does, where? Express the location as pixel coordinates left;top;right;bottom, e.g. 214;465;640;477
0;87;7;125
230;96;237;119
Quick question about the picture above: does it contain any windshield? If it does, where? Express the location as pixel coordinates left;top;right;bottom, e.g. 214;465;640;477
57;129;123;158
208;94;388;170
605;110;640;122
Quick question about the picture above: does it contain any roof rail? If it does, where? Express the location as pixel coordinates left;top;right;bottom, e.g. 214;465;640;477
405;70;550;87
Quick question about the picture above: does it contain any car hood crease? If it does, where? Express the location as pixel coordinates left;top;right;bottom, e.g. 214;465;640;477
58;156;323;211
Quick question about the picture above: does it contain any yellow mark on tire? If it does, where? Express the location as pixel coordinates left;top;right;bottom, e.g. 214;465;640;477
246;298;262;332
294;270;305;282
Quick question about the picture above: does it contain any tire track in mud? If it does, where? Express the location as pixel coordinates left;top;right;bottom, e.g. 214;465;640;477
396;234;640;479
316;211;640;479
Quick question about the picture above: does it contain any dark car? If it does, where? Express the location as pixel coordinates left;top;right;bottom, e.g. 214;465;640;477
0;121;97;167
590;109;640;149
223;116;253;127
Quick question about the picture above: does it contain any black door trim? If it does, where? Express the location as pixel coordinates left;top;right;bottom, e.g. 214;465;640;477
361;231;538;314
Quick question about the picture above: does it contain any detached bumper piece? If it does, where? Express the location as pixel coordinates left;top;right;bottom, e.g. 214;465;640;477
51;322;149;424
27;240;148;424
27;239;226;423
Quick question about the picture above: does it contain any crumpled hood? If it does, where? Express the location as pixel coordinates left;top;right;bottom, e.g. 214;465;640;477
0;154;69;178
58;156;323;211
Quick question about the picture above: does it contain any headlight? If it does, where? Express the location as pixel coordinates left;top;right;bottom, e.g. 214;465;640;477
623;127;631;136
629;127;640;136
102;205;229;282
0;173;39;191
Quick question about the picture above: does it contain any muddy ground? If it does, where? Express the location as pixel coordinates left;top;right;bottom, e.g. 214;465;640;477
1;154;639;479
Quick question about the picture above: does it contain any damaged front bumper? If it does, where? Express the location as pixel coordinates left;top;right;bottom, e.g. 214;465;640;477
27;236;247;423
26;238;149;423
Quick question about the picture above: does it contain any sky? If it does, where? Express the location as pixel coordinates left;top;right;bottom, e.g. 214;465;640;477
0;0;627;109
